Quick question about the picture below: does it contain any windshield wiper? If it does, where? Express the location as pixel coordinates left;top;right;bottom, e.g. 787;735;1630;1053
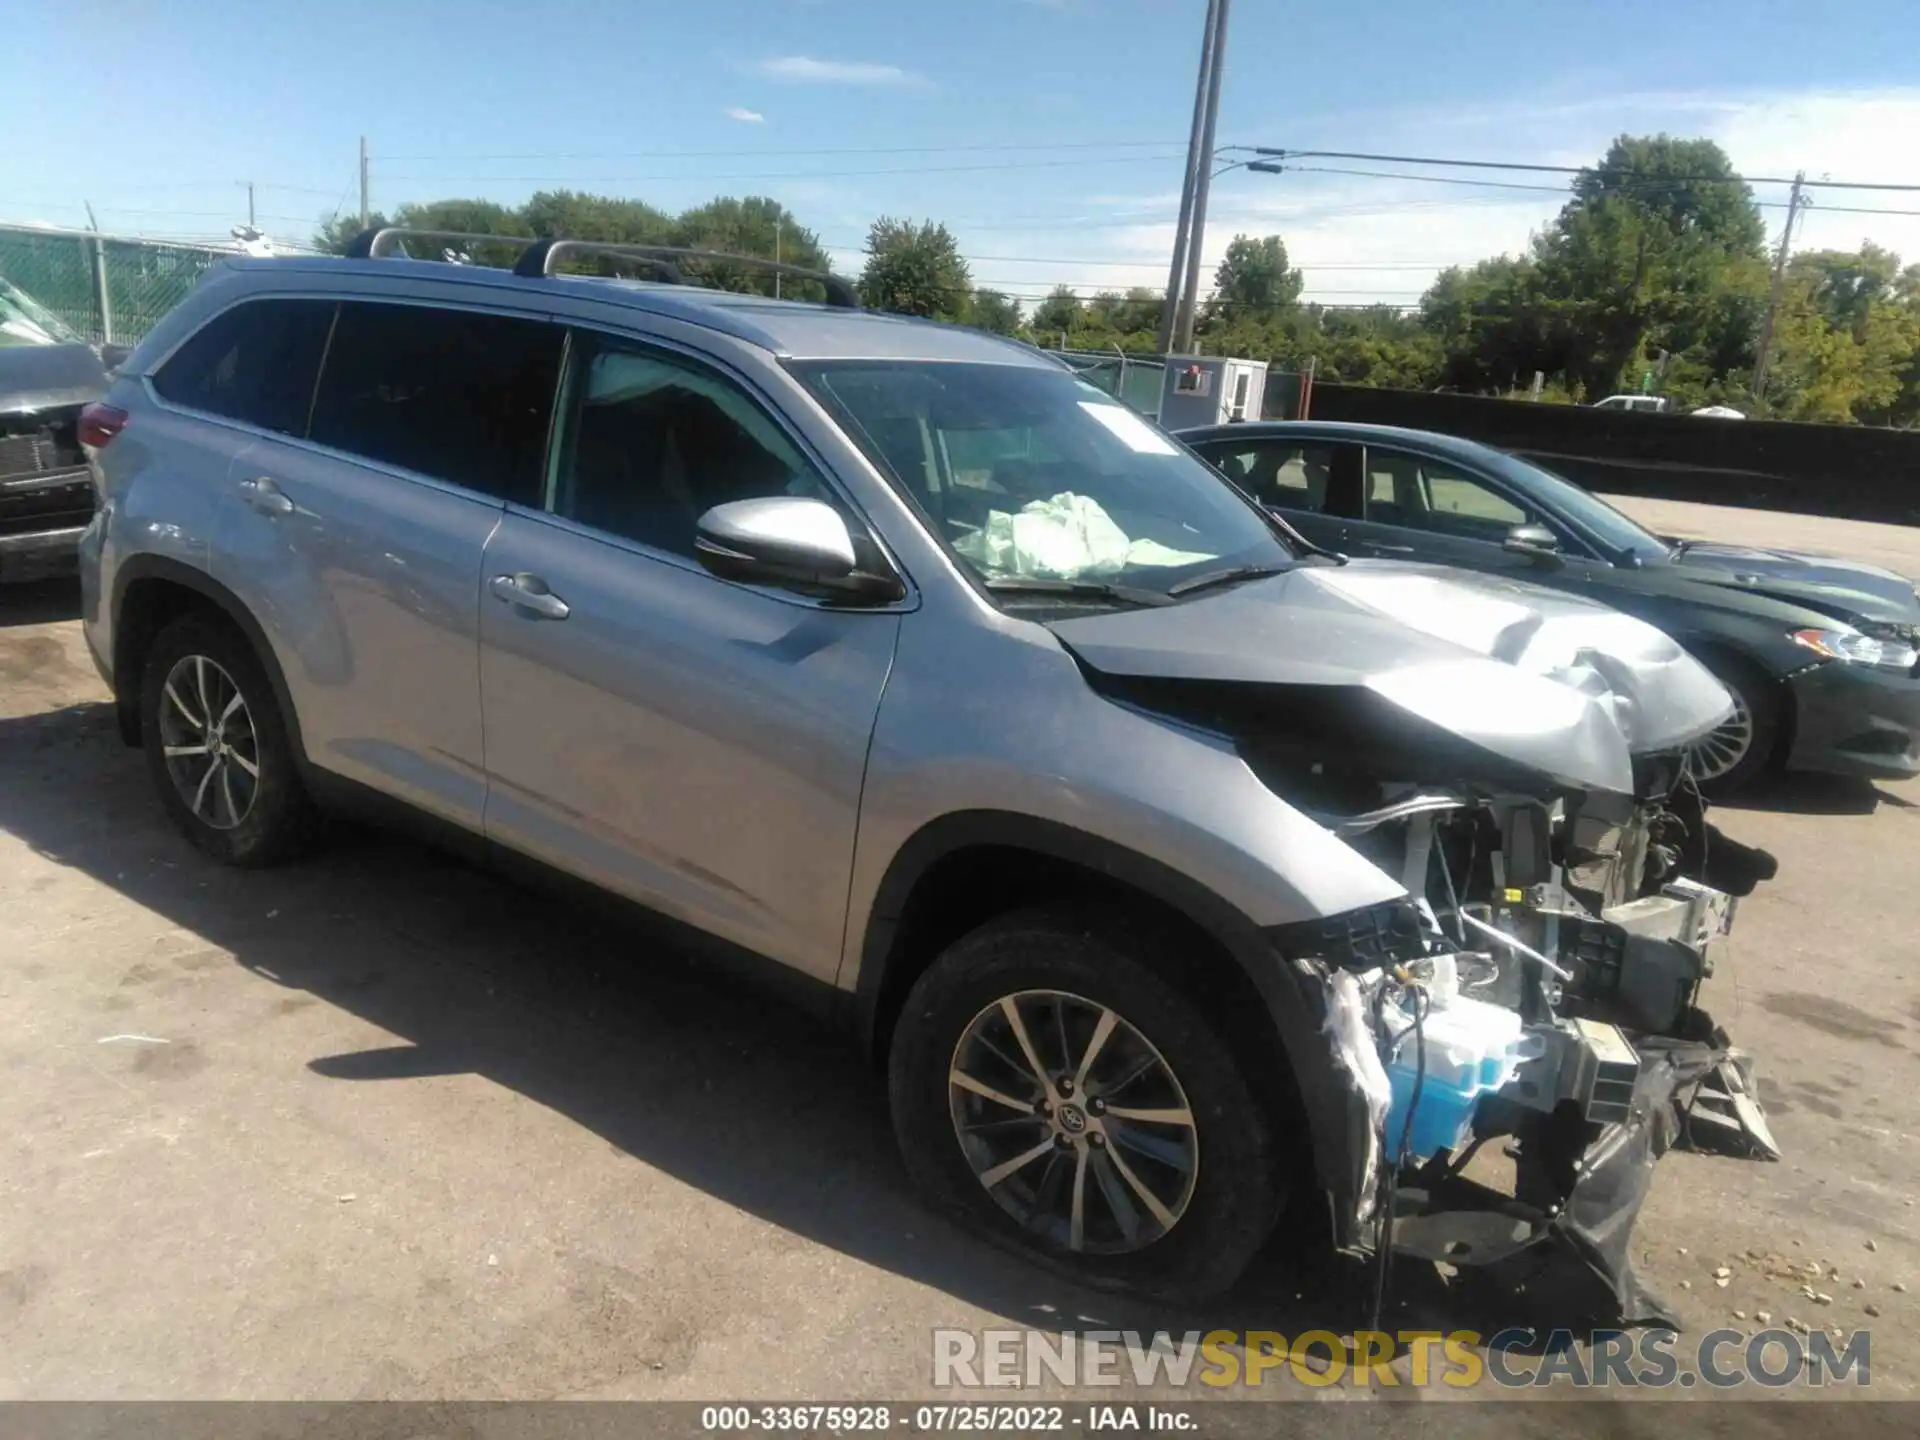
1165;563;1291;598
983;576;1175;607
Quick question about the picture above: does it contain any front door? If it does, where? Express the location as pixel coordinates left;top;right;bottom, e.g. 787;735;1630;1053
1342;444;1574;579
477;330;902;983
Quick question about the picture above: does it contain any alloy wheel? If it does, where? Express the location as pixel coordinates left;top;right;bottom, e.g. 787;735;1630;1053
156;654;261;831
1683;689;1755;782
947;989;1199;1255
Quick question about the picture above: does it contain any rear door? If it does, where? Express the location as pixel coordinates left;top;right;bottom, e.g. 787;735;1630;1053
213;297;564;829
476;328;901;983
1187;433;1360;551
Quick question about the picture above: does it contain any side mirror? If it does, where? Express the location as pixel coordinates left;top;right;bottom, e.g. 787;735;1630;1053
1502;522;1561;562
694;496;902;602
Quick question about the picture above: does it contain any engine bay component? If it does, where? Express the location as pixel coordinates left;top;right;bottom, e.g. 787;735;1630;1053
1302;771;1779;1329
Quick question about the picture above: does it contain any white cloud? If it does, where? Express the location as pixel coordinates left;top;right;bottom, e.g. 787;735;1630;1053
725;107;765;124
753;55;927;87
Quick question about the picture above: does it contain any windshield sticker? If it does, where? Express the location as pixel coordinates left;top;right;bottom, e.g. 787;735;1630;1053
1077;401;1178;456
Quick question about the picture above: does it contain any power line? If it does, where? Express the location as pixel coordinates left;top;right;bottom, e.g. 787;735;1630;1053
377;154;1187;185
1241;163;1920;217
1248;147;1920;193
378;139;1187;162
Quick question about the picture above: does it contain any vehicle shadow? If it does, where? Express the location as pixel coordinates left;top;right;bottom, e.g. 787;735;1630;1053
1715;771;1881;817
0;698;1596;1363
0;577;83;628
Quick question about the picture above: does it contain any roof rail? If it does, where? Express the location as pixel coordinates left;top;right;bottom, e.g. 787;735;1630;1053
343;227;541;260
513;240;861;310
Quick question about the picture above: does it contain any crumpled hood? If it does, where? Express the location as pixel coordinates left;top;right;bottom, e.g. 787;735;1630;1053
0;342;108;417
1046;559;1734;797
1670;542;1920;628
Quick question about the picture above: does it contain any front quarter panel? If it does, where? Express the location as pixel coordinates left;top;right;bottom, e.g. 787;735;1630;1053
844;602;1408;983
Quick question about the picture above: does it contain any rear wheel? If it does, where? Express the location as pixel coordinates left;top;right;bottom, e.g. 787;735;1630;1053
887;907;1285;1301
1681;650;1781;795
140;614;318;866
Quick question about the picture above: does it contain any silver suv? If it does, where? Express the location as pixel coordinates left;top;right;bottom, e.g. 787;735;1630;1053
78;234;1777;1313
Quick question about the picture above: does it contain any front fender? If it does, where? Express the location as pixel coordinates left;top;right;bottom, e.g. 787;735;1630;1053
843;611;1402;1244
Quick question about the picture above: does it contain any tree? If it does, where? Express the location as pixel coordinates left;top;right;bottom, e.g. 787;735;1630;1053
859;218;971;321
1419;256;1557;393
314;210;386;254
970;288;1023;336
1532;135;1768;396
313;199;523;263
671;195;832;298
1211;235;1303;316
520;190;673;246
1766;246;1920;424
1029;284;1083;338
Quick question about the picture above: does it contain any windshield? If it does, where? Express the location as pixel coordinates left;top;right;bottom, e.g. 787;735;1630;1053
0;279;83;348
1499;454;1670;562
795;361;1293;596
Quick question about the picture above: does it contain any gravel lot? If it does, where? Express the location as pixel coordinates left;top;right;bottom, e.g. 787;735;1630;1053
2;496;1916;1403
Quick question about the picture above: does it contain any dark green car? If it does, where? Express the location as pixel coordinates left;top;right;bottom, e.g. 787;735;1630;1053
1179;420;1920;791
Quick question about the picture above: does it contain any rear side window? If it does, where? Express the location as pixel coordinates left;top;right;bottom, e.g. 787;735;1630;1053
1205;440;1337;513
307;302;564;504
152;298;335;436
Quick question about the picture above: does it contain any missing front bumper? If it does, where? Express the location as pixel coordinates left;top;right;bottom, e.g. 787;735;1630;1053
1389;1034;1730;1328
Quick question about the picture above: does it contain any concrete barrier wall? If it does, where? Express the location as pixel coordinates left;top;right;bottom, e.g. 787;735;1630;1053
1287;383;1920;526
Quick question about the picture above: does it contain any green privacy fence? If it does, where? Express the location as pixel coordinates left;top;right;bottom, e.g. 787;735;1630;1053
0;224;234;345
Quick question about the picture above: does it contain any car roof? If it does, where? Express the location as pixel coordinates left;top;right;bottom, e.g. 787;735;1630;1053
1178;418;1521;467
214;256;1060;367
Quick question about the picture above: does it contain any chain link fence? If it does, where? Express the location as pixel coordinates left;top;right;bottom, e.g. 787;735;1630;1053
0;224;238;345
1050;348;1167;418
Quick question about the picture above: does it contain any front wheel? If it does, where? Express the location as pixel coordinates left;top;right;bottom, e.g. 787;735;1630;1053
1681;651;1782;796
887;908;1285;1301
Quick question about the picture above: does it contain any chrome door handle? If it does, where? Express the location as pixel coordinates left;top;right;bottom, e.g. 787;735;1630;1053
489;572;570;620
238;476;295;516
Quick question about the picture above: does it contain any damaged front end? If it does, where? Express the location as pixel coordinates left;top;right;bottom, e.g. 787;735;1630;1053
1047;563;1783;1327
1281;771;1779;1328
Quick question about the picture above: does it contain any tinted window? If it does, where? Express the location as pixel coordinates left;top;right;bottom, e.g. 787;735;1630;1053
152;299;335;435
1207;440;1337;514
552;336;831;558
308;302;563;504
1365;448;1534;542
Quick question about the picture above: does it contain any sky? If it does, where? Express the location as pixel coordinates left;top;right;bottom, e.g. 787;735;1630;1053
5;0;1919;312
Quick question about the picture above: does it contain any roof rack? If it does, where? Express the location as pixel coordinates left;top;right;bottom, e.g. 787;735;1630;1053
344;227;540;260
516;240;859;309
341;228;859;309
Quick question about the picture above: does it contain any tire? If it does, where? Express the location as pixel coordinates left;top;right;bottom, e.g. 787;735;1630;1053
139;613;319;866
887;907;1285;1302
1683;649;1782;796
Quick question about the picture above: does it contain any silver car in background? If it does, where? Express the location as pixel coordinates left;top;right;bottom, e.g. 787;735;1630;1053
77;234;1778;1318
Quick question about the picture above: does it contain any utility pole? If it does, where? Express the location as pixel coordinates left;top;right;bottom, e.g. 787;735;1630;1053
1155;0;1221;354
358;136;370;229
1173;0;1231;354
244;181;255;229
1751;170;1806;402
774;218;782;299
